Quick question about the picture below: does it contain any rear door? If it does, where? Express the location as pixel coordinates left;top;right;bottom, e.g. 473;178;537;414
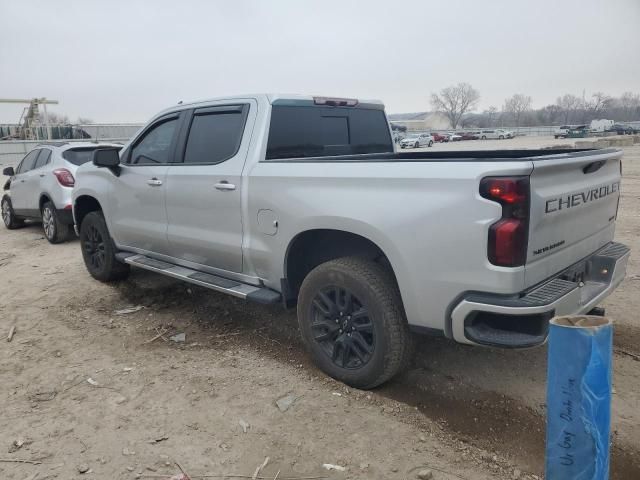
164;101;255;273
10;149;40;213
525;149;622;287
109;113;182;254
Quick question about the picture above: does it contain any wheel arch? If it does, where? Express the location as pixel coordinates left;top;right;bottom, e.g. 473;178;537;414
39;193;53;211
74;195;103;228
283;228;402;308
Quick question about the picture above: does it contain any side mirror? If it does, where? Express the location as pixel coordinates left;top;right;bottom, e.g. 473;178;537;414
2;166;15;176
92;148;120;168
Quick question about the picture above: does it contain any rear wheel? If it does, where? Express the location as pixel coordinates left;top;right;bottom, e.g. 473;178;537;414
428;140;433;147
297;257;412;389
481;135;487;140
499;135;504;140
79;211;130;282
414;142;419;148
42;201;72;244
1;197;24;229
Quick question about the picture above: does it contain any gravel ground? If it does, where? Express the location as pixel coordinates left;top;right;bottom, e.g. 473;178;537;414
1;136;639;479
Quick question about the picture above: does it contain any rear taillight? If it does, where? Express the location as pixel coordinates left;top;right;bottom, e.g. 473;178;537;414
53;168;75;187
480;176;530;267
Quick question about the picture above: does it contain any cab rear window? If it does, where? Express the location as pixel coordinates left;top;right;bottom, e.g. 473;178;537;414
63;147;121;165
266;105;393;160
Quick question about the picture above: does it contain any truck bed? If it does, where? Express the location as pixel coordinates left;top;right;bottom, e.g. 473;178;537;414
264;147;607;162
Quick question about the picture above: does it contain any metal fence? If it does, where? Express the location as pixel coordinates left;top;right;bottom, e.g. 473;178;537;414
0;123;143;142
0;138;130;168
0;123;143;168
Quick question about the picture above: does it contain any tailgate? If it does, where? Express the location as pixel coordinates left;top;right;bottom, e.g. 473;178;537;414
525;149;622;288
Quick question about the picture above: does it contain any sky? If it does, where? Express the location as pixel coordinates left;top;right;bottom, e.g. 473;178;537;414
1;0;639;123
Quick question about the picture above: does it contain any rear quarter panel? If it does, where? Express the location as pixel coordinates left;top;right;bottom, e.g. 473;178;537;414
246;159;534;332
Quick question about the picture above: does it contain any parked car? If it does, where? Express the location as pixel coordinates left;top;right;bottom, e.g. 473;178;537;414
606;124;638;135
72;94;629;389
400;133;433;148
431;132;448;143
479;129;514;140
460;131;480;140
2;142;122;243
554;125;571;139
446;133;462;142
567;125;590;138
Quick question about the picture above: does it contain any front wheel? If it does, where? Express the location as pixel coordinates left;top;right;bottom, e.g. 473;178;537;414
297;257;413;389
79;211;130;282
428;140;433;147
499;135;504;140
414;142;419;148
2;197;25;230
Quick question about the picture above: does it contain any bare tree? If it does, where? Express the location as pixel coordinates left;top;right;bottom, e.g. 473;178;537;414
556;94;582;124
46;112;70;124
619;91;640;121
430;82;480;128
537;104;563;125
503;94;532;128
483;106;498;127
583;92;613;122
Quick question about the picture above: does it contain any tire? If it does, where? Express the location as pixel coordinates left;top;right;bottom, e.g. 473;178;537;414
297;256;413;389
428;140;433;147
1;197;25;230
499;135;504;140
42;201;72;244
481;136;487;140
79;211;130;282
414;142;419;148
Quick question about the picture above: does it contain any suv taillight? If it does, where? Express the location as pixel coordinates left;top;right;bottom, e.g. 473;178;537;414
53;168;75;187
480;176;530;267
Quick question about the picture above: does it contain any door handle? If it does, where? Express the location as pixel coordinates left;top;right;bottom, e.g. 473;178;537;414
147;178;163;186
39;174;45;177
214;181;236;191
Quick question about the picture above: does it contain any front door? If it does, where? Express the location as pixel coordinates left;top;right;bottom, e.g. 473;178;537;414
109;114;182;254
10;149;40;214
165;102;255;273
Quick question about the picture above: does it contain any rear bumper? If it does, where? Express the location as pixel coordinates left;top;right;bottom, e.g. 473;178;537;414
450;242;630;348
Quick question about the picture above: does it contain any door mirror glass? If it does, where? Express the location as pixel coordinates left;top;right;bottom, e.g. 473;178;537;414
2;166;15;176
93;148;121;168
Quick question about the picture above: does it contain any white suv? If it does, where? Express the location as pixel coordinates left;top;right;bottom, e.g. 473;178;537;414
2;142;121;243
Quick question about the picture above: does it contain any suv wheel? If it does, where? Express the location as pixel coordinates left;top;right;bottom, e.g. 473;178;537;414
42;201;72;244
297;257;413;389
414;142;419;148
79;211;130;282
428;140;434;147
499;135;505;140
2;197;24;229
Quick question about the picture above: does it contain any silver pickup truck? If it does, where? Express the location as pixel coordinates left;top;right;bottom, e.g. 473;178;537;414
72;94;629;388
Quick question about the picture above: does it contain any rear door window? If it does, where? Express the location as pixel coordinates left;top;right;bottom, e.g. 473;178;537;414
266;105;393;160
34;149;52;169
63;147;121;166
182;105;248;164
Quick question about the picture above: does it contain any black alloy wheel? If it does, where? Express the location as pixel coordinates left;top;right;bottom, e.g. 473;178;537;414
310;286;375;369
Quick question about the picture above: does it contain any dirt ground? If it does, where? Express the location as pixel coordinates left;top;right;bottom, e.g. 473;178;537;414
1;136;639;480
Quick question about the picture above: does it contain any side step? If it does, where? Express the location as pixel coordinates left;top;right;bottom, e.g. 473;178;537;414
117;253;281;305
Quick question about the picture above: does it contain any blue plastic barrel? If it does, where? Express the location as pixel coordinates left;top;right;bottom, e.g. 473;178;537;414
545;315;613;480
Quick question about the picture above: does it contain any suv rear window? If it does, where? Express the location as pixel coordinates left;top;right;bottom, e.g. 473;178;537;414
266;105;393;160
63;147;121;166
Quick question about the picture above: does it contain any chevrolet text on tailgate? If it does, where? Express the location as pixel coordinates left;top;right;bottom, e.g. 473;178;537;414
72;94;630;388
